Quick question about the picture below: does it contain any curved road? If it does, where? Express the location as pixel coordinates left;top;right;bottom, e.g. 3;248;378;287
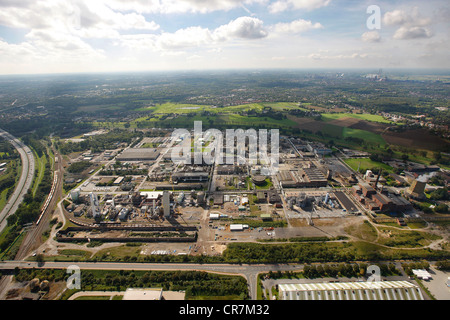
0;129;35;232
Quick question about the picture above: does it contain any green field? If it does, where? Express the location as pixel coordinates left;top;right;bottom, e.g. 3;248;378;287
31;150;47;197
321;113;392;124
151;102;305;115
223;114;296;128
0;188;10;212
151;102;262;115
342;127;386;145
344;158;393;173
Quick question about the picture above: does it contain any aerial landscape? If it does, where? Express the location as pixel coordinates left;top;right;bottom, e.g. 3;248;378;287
0;0;449;311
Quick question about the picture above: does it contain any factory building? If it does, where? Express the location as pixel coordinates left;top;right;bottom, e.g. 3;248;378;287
405;180;426;200
359;182;376;197
162;191;171;218
214;194;224;205
89;192;101;218
276;168;327;188
279;281;424;300
172;172;209;183
116;148;161;162
306;142;332;156
334;191;357;213
197;192;206;205
255;191;267;203
389;193;413;211
371;193;394;212
354;182;412;213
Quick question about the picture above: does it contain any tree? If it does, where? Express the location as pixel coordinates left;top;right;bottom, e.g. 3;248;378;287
429;188;449;200
36;254;45;263
434;204;448;213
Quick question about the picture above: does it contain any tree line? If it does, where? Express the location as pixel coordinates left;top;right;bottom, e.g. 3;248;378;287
13;268;249;300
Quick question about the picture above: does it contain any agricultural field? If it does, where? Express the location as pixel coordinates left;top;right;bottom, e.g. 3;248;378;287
382;128;450;152
343;158;394;174
342;127;386;145
321;113;392;124
146;102;308;116
150;102;266;115
289;115;387;146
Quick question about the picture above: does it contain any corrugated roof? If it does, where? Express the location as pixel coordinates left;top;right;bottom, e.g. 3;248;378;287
279;281;423;300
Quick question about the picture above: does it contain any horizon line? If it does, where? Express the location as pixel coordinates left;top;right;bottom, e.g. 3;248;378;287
1;67;450;78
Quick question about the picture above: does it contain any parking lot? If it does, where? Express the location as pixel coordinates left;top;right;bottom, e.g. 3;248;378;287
421;267;450;300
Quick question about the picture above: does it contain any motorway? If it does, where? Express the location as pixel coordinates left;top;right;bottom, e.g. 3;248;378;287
0;129;35;233
0;260;303;300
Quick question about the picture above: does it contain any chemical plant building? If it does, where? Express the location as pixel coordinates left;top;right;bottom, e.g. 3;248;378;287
352;182;412;213
276;168;327;188
279;281;424;300
171;172;209;183
116;148;161;162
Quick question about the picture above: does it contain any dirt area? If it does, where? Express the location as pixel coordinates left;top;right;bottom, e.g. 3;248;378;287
288;116;326;133
1;277;66;300
139;242;194;255
328;117;361;127
348;120;388;134
382;128;449;151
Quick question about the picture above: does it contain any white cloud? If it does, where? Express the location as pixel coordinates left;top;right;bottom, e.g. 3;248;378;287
0;0;448;73
105;0;266;14
305;52;368;60
383;10;409;26
157;27;214;50
272;19;323;34
269;0;331;13
118;16;267;52
0;1;160;37
393;26;433;40
361;31;381;43
214;16;268;40
383;7;431;27
383;6;433;41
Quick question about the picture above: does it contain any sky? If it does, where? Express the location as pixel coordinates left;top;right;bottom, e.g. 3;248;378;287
0;0;449;74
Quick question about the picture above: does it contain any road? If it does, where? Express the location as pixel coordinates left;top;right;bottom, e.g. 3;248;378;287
0;129;35;233
0;260;303;300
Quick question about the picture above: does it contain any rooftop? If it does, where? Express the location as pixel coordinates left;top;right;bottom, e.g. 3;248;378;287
279;281;423;300
116;148;160;161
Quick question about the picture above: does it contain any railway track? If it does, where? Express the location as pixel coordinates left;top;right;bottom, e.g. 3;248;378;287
15;151;63;260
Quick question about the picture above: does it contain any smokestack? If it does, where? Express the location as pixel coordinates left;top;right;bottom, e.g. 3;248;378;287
373;169;382;191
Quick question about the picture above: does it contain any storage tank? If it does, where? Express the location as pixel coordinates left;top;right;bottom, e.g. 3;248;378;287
177;192;185;204
70;188;80;203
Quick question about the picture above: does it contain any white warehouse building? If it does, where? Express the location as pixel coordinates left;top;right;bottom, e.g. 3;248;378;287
279;281;424;300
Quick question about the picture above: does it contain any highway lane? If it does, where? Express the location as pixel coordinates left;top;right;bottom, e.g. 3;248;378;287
0;260;303;300
0;129;35;232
